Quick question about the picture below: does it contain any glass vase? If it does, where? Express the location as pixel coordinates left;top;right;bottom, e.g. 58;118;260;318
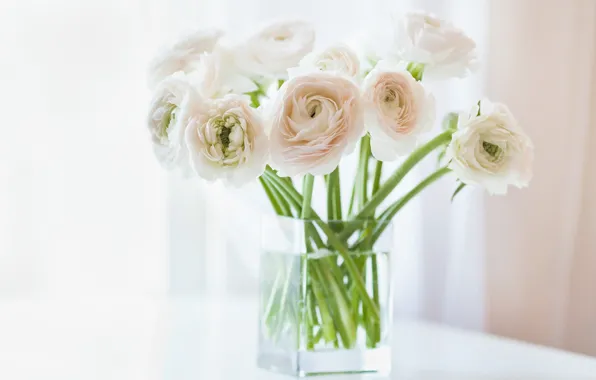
257;215;392;377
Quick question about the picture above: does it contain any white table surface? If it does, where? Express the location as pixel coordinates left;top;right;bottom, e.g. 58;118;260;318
0;297;595;380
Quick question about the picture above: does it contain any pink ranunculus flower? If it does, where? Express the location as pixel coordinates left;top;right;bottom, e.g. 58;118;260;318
362;61;435;161
268;73;364;176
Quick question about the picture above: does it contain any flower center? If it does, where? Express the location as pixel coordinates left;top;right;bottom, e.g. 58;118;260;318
308;100;322;118
219;126;232;148
424;15;441;27
482;141;502;160
203;114;248;168
274;34;289;42
215;115;243;150
159;103;177;139
384;89;397;103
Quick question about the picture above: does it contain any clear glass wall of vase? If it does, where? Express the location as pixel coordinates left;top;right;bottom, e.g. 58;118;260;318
257;214;392;376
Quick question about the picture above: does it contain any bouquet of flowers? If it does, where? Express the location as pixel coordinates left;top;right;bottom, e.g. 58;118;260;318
146;10;533;375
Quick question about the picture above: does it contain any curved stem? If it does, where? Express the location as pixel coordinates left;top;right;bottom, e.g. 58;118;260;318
259;176;292;216
339;130;454;241
353;166;452;250
451;182;467;202
259;177;283;215
263;174;325;249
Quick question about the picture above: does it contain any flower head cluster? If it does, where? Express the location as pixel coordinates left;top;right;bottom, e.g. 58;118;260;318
146;12;532;195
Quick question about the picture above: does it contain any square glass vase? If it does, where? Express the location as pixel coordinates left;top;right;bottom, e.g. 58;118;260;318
257;215;392;377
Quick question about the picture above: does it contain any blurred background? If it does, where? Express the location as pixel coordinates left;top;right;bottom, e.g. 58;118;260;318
1;0;595;358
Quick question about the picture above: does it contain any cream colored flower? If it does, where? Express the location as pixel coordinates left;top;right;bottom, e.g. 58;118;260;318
392;11;478;81
446;99;534;195
288;44;360;80
147;72;198;171
192;49;257;98
148;29;222;89
236;20;315;78
348;29;390;74
268;73;364;176
362;61;435;160
185;95;268;186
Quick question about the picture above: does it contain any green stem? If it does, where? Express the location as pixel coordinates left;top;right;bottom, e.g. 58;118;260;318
259;177;283;215
348;136;369;217
317;222;379;320
301;174;315;220
263;174;325;248
330;166;342;220
353;167;452;250
309;262;338;344
301;174;315;349
302;173;358;348
306;288;316;350
451;182;467;202
339;130;454;241
318;263;356;348
372;160;383;197
259;176;293;343
354;139;375;346
350;274;361;339
313;328;324;345
358;131;452;218
324;257;352;311
360;136;371;207
259;176;292;216
347;181;356;217
263;270;283;337
368;160;384;346
371;254;380;345
325;174;333;221
272;262;294;342
264;168;380;320
309;288;320;327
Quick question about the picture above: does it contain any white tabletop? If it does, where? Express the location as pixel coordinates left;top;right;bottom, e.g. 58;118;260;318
0;297;595;380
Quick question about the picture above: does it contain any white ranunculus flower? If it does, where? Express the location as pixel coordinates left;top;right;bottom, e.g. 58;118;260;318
148;29;222;89
392;11;478;81
362;61;435;161
446;99;534;195
185;94;268;186
268;73;364;176
348;29;389;74
288;44;361;80
192;48;257;98
236;20;315;78
147;72;198;171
